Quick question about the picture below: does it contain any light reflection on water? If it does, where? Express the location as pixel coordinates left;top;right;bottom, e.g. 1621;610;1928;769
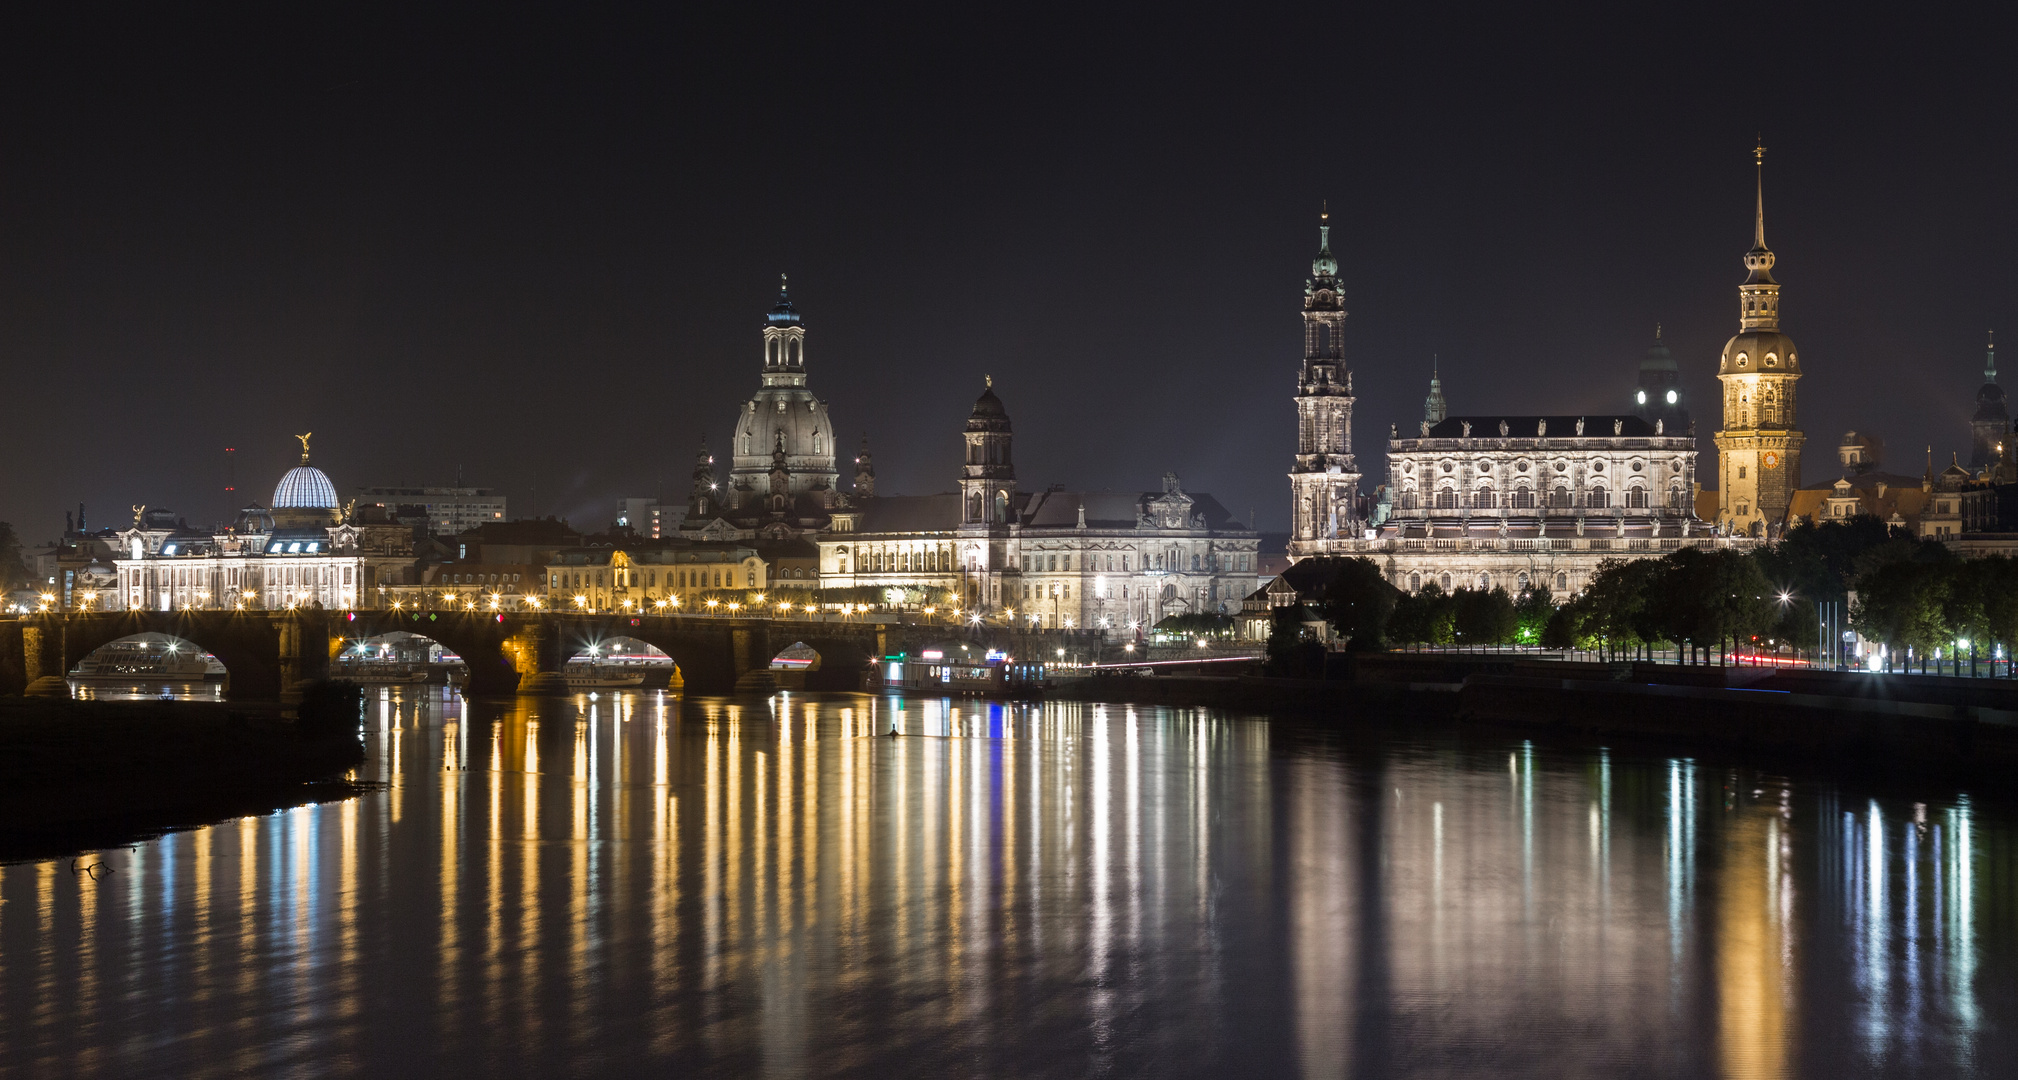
1;688;2012;1078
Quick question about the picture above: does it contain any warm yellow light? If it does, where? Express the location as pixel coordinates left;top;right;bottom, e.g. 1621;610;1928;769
754;593;766;604
391;600;404;610
488;594;502;609
706;598;720;609
655;599;669;609
727;602;741;613
574;595;589;608
242;590;256;600
923;606;936;615
776;600;792;612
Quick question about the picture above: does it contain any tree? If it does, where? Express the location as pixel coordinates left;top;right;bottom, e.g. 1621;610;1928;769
1851;559;1950;667
1452;586;1518;645
0;522;27;594
1312;557;1399;650
1513;588;1555;645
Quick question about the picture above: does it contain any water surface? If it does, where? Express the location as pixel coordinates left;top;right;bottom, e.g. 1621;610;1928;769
2;689;2011;1078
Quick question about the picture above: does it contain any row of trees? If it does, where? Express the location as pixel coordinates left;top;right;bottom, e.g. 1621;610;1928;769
1284;516;2017;667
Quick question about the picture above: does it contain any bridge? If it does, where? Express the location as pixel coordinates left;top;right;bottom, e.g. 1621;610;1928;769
0;611;941;700
0;611;1102;700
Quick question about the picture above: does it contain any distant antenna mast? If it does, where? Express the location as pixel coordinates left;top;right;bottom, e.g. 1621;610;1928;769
224;446;237;511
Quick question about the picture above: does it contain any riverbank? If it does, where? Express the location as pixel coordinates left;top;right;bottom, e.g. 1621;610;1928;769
0;696;368;862
1051;653;2018;776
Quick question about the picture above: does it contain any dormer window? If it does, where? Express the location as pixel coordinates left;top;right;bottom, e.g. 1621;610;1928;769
1764;353;1777;367
1736;353;1749;368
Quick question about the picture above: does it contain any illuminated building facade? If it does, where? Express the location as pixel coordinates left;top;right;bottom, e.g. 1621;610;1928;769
816;382;1259;629
111;439;416;610
1368;407;1727;595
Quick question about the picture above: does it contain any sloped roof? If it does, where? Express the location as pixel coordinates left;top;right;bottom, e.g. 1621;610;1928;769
854;494;962;534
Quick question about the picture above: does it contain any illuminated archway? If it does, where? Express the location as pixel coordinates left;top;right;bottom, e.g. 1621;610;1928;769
564;635;680;691
69;632;227;700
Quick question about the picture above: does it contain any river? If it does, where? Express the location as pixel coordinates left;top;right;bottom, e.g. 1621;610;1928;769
1;687;2011;1078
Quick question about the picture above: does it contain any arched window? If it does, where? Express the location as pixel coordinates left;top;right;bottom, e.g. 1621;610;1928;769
1589;486;1610;508
1551;486;1572;508
1668;484;1685;508
1435;488;1456;510
1516;571;1530;592
1628;486;1647;508
1439;573;1453;590
813;432;822;453
1556;572;1568;591
1476;572;1491;590
1511;487;1535;509
1408;572;1421;592
1473;487;1496;509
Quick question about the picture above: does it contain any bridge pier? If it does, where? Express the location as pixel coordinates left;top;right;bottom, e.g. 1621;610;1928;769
731;624;777;693
512;620;569;696
275;614;331;703
22;619;69;698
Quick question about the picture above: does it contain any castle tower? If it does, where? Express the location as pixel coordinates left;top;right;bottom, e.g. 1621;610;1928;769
728;276;838;508
687;436;718;520
961;377;1015;525
854;434;877;496
1287;207;1362;558
1423;356;1447;424
1971;332;2007;470
1713;145;1804;536
1634;324;1689;429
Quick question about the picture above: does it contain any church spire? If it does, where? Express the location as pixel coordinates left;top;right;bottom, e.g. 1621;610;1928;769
1738;141;1780;330
1312;202;1337;281
1752;139;1767;251
1423;355;1446;424
1988;330;1998;384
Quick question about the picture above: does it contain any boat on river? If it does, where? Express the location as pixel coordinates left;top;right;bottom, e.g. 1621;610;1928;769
564;663;648;690
332;662;430;685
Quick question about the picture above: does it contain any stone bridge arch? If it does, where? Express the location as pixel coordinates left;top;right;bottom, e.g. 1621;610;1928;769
340;611;525;696
19;611;331;700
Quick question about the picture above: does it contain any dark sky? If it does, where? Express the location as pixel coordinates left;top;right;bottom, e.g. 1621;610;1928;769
3;6;2013;540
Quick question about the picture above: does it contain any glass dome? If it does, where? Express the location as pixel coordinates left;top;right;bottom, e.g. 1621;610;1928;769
273;465;338;509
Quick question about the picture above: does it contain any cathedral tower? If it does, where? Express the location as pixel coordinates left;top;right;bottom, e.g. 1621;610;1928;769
1423;357;1447;425
1713;145;1804;536
1287;207;1362;558
961;378;1015;525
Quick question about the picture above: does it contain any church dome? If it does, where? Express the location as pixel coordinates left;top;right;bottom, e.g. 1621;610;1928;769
274;465;338;509
1718;330;1800;377
970;385;1008;419
729;388;838;485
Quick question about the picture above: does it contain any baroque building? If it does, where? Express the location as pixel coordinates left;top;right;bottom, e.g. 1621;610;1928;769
1287;209;1364;557
1368;405;1723;595
816;381;1259;630
1714;147;1805;537
683;278;844;543
112;437;416;610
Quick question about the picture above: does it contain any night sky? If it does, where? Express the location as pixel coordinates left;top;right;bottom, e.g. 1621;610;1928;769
3;7;2013;540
